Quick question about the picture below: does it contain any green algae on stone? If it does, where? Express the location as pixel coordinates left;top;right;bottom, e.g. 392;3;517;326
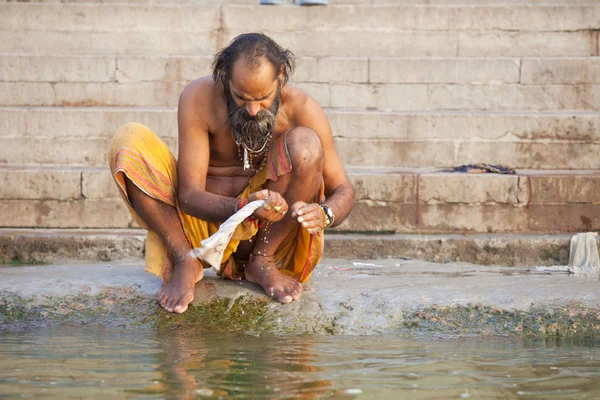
403;304;600;339
145;296;274;333
0;291;275;333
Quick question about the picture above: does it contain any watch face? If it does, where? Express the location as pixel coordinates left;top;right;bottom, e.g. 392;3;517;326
322;205;334;220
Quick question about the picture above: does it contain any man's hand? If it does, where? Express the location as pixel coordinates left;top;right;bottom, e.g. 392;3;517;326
248;189;288;222
290;201;326;234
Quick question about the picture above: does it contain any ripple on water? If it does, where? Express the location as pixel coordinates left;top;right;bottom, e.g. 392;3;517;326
1;326;600;399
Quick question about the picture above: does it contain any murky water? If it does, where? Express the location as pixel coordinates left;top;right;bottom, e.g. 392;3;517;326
1;327;600;399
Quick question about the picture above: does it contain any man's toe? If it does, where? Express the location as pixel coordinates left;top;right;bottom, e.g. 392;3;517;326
174;303;188;314
279;295;293;304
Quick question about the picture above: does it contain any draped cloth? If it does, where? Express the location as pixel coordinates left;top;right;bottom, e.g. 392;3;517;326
109;122;324;283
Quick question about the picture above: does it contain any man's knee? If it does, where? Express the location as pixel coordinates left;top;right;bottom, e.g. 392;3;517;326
285;127;324;174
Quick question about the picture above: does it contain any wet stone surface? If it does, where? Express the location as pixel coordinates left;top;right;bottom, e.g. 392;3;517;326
1;258;599;339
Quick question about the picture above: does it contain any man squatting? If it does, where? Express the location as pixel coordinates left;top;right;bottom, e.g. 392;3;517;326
109;33;355;314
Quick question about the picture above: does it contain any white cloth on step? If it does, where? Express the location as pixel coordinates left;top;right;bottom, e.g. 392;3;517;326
188;200;266;272
568;232;600;274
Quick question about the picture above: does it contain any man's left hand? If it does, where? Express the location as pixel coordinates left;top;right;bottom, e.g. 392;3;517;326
290;201;326;234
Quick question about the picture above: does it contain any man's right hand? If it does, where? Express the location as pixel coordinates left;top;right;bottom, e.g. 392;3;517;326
247;189;288;222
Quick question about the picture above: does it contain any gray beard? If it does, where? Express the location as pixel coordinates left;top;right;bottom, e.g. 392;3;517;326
226;85;280;151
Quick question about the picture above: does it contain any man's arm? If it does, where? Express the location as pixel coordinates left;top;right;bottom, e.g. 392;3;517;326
177;81;240;222
293;95;355;229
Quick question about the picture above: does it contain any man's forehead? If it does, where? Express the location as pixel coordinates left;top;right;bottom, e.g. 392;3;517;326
232;58;276;80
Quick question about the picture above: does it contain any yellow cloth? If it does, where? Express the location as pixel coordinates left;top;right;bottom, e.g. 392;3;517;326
108;122;324;283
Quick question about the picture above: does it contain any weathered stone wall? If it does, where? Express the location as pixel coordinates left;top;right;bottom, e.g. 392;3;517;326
0;1;598;234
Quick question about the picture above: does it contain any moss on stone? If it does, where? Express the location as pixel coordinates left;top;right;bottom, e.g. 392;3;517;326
0;291;274;333
403;304;600;339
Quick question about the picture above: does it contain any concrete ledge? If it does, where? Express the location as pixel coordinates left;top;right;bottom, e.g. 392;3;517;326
1;169;599;232
3;80;599;111
1;229;598;267
3;107;598;141
2;259;599;338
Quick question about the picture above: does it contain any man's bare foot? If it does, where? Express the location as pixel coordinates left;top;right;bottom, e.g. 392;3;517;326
158;257;204;314
244;254;302;303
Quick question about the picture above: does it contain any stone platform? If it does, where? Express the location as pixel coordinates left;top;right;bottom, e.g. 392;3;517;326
2;258;599;339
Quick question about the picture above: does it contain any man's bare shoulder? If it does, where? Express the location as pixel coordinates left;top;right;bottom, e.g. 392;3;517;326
179;76;218;108
283;84;321;114
179;76;227;129
282;84;330;132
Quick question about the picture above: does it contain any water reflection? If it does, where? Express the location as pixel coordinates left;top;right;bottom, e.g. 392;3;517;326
144;328;335;399
1;326;600;399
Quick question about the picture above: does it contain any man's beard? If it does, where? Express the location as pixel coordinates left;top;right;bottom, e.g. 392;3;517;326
226;84;280;152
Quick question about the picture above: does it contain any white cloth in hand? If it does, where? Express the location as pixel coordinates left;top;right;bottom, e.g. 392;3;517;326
188;200;266;271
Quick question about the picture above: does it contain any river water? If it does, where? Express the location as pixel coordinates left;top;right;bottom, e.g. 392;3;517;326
1;326;599;399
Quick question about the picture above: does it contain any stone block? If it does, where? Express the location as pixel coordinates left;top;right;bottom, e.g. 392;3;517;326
327;110;600;142
348;170;416;202
446;5;600;31
428;84;517;110
0;137;110;166
0;168;81;200
517;85;600;111
223;4;600;32
222;30;458;57
327;111;411;140
82;169;121;199
0;137;177;166
526;204;600;232
293;57;368;83
116;56;212;83
458;31;595;57
0;82;55;106
0;55;116;83
456;142;600;170
369;58;520;84
518;174;600;205
2;3;220;32
0;199;132;228
334;139;456;168
328;84;429;109
419;174;520;204
521;58;600;84
333;201;416;233
53;82;186;107
6;108;599;144
417;204;528;233
404;112;600;141
0;30;218;55
5;107;178;139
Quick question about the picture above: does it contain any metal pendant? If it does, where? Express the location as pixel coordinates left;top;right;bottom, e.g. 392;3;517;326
243;147;250;171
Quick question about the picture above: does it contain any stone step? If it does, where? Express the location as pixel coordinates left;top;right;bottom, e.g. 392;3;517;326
3;0;597;4
4;54;600;85
1;107;598;169
0;228;594;268
1;3;598;57
2;80;599;111
2;0;596;4
0;166;598;233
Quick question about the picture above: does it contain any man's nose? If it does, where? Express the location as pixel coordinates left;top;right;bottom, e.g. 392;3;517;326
245;102;260;117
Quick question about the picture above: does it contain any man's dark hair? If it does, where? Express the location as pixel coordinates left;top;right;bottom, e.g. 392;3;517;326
212;33;295;88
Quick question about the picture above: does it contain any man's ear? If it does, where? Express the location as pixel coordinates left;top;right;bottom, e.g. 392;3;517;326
278;65;284;81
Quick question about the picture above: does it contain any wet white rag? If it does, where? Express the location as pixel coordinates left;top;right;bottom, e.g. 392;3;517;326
534;232;600;275
188;200;266;272
568;232;600;275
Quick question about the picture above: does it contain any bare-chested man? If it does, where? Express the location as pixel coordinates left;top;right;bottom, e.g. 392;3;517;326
109;33;354;313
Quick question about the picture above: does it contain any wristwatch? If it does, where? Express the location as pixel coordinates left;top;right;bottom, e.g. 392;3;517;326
320;204;335;228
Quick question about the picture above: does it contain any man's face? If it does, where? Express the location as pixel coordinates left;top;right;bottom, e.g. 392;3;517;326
226;59;281;149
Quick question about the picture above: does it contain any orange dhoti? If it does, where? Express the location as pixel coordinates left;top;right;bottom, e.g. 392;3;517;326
108;122;324;283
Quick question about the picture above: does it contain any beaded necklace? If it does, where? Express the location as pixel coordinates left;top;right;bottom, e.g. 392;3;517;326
236;132;271;172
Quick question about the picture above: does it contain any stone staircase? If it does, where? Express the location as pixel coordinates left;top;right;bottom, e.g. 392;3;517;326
0;0;598;263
